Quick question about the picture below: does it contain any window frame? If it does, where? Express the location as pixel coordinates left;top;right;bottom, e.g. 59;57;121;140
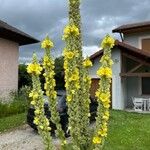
140;77;150;95
139;35;150;50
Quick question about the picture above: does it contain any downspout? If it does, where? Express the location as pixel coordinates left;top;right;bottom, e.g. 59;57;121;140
119;32;124;42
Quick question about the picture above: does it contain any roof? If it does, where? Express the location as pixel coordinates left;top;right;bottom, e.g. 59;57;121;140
89;40;150;61
112;21;150;34
0;20;39;45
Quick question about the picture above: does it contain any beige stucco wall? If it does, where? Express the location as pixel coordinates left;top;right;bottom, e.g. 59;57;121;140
0;38;19;102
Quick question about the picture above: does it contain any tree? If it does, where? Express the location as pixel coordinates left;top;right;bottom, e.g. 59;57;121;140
54;56;65;90
18;64;32;89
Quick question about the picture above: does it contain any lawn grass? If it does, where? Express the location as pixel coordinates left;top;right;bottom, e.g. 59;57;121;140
104;110;150;150
0;113;26;133
0;110;149;150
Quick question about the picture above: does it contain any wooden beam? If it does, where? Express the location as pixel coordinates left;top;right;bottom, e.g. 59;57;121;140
122;53;150;67
120;73;150;77
127;64;143;73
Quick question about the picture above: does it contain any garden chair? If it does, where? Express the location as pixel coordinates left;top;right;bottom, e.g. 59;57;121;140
132;97;143;111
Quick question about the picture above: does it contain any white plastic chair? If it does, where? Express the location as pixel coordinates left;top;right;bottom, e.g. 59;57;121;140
132;97;143;112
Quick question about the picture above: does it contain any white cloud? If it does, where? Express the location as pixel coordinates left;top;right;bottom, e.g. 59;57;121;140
83;45;100;58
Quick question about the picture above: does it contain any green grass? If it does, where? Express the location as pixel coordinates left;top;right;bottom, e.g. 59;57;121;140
0;110;149;150
0;101;28;118
0;113;26;133
104;110;150;150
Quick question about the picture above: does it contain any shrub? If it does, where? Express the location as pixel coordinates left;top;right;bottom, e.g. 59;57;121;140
0;86;31;118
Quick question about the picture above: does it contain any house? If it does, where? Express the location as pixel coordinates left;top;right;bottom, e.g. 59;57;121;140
0;20;39;102
89;21;150;110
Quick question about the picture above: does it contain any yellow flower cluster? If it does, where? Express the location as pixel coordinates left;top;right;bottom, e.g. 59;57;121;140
96;91;110;103
93;136;102;144
69;68;79;82
100;55;114;67
83;58;93;68
43;56;55;69
63;24;79;39
41;37;54;49
98;123;108;137
101;35;115;49
64;51;75;59
27;63;42;75
65;67;80;102
97;67;112;78
93;112;109;144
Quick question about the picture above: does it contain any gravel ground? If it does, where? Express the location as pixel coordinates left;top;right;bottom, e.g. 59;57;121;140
0;125;60;150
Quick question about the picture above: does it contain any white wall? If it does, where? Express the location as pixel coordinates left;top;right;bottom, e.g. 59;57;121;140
112;48;125;110
89;48;125;110
124;31;150;49
89;56;101;78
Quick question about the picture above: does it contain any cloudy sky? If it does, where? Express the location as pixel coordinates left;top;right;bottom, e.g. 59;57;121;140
0;0;150;63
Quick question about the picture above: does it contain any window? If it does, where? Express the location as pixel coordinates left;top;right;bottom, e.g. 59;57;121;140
142;77;150;95
141;38;150;51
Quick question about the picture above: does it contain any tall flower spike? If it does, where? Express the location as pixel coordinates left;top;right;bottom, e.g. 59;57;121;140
41;36;66;149
28;53;54;150
93;35;114;150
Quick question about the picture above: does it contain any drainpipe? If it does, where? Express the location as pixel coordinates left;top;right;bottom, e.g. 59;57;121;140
119;32;124;42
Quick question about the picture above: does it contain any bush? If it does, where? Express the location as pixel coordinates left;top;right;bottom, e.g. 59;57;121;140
19;64;32;89
0;86;31;118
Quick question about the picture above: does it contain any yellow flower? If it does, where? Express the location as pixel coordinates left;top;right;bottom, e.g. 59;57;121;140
41;37;54;49
67;95;72;102
102;111;110;121
33;92;39;99
47;127;51;131
34;117;39;125
97;67;112;78
101;35;115;49
69;68;79;82
63;24;79;39
109;60;114;66
71;90;75;94
69;74;79;81
31;100;36;105
61;140;67;145
52;91;57;99
44;83;48;90
83;58;93;68
29;91;33;98
88;113;91;117
103;102;110;109
75;83;80;89
39;125;44;130
29;91;39;99
27;63;42;75
65;51;75;59
64;61;68;70
95;91;100;98
97;92;110;103
93;136;102;144
34;109;40;115
98;129;107;137
45;118;50;126
46;91;50;96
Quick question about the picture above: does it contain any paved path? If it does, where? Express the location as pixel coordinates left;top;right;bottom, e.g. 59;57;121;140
0;125;60;150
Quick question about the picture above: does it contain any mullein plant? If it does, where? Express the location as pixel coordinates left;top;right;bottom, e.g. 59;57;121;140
27;54;54;150
27;0;115;149
92;35;114;150
62;0;93;149
41;37;67;149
